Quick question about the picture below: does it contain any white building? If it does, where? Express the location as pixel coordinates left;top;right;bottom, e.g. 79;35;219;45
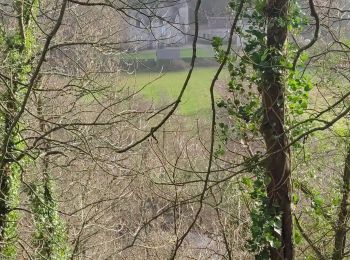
197;17;230;42
128;0;190;49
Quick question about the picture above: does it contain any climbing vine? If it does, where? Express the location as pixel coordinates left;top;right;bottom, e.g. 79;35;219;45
213;0;316;257
28;180;70;259
0;0;69;257
0;0;39;255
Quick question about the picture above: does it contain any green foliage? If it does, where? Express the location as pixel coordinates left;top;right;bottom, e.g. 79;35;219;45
254;0;267;14
28;180;70;260
212;36;223;49
1;134;30;258
214;0;318;257
0;1;41;257
243;164;282;258
215;122;229;157
2;163;21;259
212;36;226;62
125;47;214;60
135;68;228;116
287;72;312;115
213;3;284;252
288;0;309;32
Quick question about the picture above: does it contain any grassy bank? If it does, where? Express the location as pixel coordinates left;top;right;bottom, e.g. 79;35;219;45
124;46;215;60
127;67;228;116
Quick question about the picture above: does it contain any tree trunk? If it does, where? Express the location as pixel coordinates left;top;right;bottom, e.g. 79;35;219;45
0;85;18;242
0;0;35;248
260;0;293;259
332;147;350;260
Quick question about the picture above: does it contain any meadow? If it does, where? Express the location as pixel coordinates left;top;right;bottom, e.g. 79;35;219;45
127;67;229;116
125;45;215;60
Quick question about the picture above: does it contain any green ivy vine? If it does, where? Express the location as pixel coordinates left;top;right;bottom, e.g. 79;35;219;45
212;0;316;257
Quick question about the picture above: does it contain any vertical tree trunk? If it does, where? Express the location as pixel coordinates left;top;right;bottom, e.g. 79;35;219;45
260;0;293;259
332;147;350;260
0;0;37;250
37;82;54;258
0;89;16;241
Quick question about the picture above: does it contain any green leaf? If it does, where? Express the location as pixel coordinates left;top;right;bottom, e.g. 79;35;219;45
294;229;302;245
292;193;300;204
242;177;253;188
304;83;312;92
212;36;223;48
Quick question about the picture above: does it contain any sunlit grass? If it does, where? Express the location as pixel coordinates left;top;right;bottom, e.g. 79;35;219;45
125;46;215;60
128;67;228;116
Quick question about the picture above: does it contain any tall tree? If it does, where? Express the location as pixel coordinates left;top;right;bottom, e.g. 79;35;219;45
260;0;293;259
333;146;350;259
0;0;40;254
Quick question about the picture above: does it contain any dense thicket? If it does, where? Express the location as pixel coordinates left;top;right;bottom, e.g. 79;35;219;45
0;0;349;259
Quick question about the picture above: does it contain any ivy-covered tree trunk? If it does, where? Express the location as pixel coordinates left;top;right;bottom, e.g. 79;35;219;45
0;85;17;241
0;29;24;254
260;0;293;259
0;0;38;254
332;146;350;260
29;82;70;259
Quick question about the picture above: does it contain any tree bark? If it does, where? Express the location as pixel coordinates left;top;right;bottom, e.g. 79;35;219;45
332;147;350;260
0;0;34;246
260;0;293;259
0;90;15;240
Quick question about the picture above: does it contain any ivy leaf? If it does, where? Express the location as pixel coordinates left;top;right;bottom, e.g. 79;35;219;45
294;229;302;245
217;100;226;108
304;83;312;92
242;177;253;188
212;36;223;49
292;193;300;204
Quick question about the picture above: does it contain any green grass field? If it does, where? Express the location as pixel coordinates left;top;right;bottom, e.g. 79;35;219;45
128;67;228;116
125;46;215;60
